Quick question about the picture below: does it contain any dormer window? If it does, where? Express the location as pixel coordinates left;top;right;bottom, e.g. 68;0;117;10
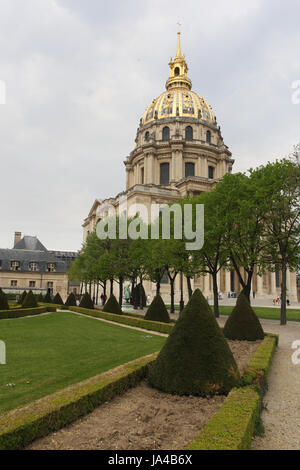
11;261;20;271
30;262;38;272
144;131;150;141
47;263;55;273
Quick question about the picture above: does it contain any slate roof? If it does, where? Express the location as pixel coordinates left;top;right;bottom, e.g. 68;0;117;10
0;236;77;274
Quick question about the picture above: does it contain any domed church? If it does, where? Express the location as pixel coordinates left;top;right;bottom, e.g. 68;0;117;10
83;31;298;303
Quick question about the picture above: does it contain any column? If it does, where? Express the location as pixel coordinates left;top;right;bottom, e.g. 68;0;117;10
171;151;176;181
256;274;264;296
177;150;183;179
270;272;277;296
224;270;231;295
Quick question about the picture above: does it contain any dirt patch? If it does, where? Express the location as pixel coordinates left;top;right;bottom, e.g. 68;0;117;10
27;340;260;450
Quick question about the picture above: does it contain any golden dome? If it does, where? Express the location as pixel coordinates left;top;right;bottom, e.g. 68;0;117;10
142;28;215;126
142;89;215;125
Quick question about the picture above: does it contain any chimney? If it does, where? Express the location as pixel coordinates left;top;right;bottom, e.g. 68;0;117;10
14;232;22;247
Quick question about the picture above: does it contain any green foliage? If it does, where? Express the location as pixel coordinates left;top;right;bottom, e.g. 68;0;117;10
65;292;77;307
224;293;265;341
18;291;27;305
37;293;44;302
103;294;122;314
43;292;52;304
79;292;94;309
53;293;63;305
0;290;9;311
0;353;157;450
144;295;170;323
22;291;38;309
242;335;277;391
148;289;240;396
187;386;260;450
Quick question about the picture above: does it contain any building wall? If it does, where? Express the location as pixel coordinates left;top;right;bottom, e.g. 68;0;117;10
0;271;70;300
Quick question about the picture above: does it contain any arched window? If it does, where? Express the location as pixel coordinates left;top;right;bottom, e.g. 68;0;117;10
160;162;170;185
185;126;193;140
162;126;170;141
141;167;144;184
174;67;180;76
144;131;150;141
206;130;211;143
185;162;195;177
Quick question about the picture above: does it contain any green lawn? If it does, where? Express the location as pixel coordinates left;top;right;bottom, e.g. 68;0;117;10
166;304;300;322
0;312;166;414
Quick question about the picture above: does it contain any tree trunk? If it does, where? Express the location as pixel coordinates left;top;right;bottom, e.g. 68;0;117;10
212;271;219;318
96;282;99;305
170;279;175;313
156;281;160;296
119;277;123;307
103;280;107;297
110;279;113;296
280;261;287;325
187;277;193;299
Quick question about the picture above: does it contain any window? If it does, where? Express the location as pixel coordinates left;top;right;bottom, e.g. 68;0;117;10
208;166;215;179
141;167;144;184
29;281;36;288
174;67;180;76
185;162;195;177
162;126;170;141
47;282;54;294
0;260;2;269
11;261;20;271
230;271;235;292
160;162;170;185
185;126;193;140
11;280;17;287
275;270;280;288
144;131;150;141
47;263;55;272
206;130;211;143
30;262;38;272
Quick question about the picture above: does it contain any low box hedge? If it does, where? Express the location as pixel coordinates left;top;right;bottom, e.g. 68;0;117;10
0;353;157;450
188;386;260;450
71;306;173;335
0;306;56;320
187;333;278;450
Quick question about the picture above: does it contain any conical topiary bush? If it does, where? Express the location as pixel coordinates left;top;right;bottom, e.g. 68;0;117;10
53;293;63;305
102;294;122;314
65;292;77;307
18;291;27;305
44;292;53;303
22;290;38;308
37;293;44;302
79;292;94;309
223;293;265;341
144;295;170;323
0;289;9;310
148;289;240;396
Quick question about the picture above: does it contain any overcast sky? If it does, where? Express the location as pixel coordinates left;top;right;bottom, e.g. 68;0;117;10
0;0;299;251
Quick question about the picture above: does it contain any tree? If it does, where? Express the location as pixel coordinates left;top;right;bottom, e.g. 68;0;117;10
53;293;64;305
18;291;27;305
214;172;266;302
22;290;38;309
103;294;123;314
79;292;94;309
0;289;9;310
144;295;170;323
65;292;77;307
251;158;300;324
223;293;264;340
148;289;240;396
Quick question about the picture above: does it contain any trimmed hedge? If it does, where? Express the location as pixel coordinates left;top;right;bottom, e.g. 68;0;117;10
22;290;38;309
188;386;260;450
224;293;265;341
103;294;122;315
53;293;63;305
187;333;278;450
79;292;94;309
144;295;170;323
0;353;157;450
70;306;173;334
0;306;56;320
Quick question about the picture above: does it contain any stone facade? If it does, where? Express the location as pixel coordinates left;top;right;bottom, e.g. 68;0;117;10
83;31;298;305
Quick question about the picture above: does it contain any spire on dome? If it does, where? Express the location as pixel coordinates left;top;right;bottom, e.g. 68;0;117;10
166;25;192;91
